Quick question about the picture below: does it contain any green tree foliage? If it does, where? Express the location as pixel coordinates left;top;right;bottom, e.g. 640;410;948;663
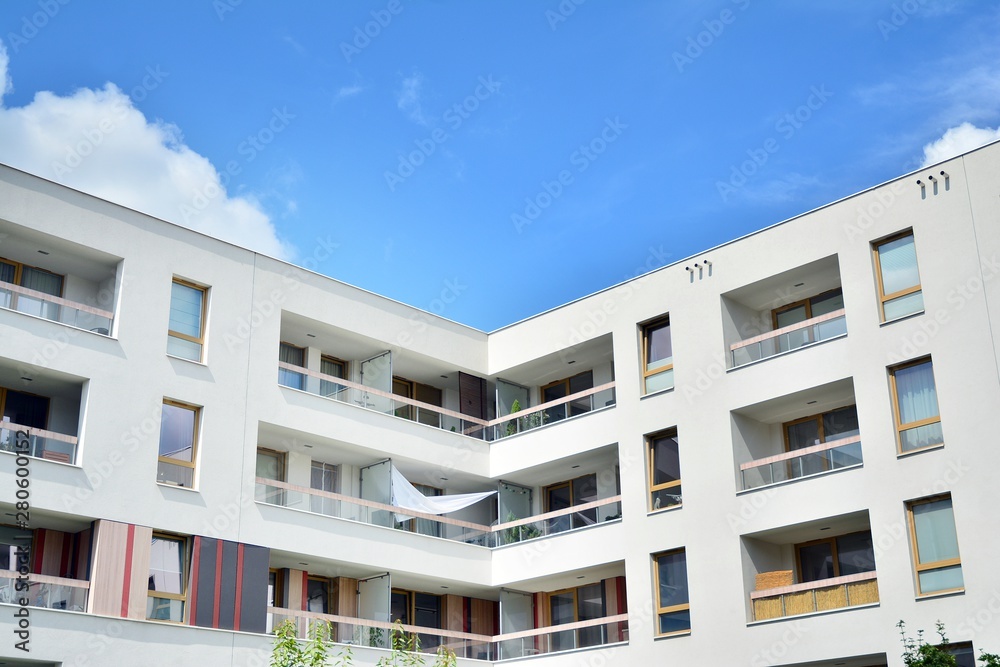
270;619;352;667
899;620;1000;667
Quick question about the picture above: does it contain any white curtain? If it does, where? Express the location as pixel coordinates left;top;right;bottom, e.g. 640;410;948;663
390;466;495;521
895;362;939;424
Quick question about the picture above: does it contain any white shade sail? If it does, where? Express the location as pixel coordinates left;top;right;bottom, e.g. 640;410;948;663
390;465;495;521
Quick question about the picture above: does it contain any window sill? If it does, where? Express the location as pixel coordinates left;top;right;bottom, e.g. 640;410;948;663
916;588;965;601
166;353;207;367
156;481;200;493
897;442;945;459
641;386;675;400
647;503;683;517
880;309;925;327
654;630;691;641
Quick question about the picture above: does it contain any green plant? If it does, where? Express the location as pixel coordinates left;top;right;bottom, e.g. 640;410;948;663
501;511;542;545
898;620;1000;666
505;399;522;436
270;619;352;667
374;620;458;667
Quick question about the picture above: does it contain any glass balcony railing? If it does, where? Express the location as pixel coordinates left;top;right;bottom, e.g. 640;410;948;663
255;477;621;548
277;362;616;441
268;608;629;661
0;280;114;334
740;435;863;491
0;570;89;611
751;571;879;621
731;309;847;367
0;423;79;464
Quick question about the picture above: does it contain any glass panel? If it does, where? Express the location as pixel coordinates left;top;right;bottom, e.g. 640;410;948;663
652;485;683;509
3;389;49;428
320;357;346;399
918;565;964;594
571;474;598;529
894;362;939;424
823;406;859;439
658;609;691;634
645;320;672;371
146;596;184;622
168;282;203;338
947;644;976;667
256;450;283;481
836;532;875;575
879;234;920;295
159;403;195;462
912;498;960;563
884;290;924;320
307;579;328;613
644;367;674;393
310;461;338;515
568;371;594;417
360;460;393;527
786;419;824;476
810;291;844;316
414;592;441;649
546;484;572;534
657;551;689;608
0;260;15;284
148;537;184;595
549;592;576;652
157;460;194;487
900;421;944;451
798;542;835;582
776;305;808;352
499;589;532;659
651;433;680;486
576;583;604;648
166;335;202;361
360;351;393;413
278;343;305;390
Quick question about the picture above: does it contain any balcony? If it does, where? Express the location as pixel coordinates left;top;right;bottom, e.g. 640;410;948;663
0;570;89;611
733;378;862;492
742;511;878;623
722;255;845;369
0;362;86;465
268;607;628;661
0;221;121;335
751;571;879;622
255;477;621;549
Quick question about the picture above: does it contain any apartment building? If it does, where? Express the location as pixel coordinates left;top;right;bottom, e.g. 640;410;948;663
1;140;999;666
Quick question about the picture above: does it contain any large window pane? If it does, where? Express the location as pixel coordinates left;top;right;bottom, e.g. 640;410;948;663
893;359;943;452
912;498;960;563
655;549;690;635
642;317;673;394
148;537;184;595
836;532;875;575
168;282;203;338
159;403;195;462
878;234;920;295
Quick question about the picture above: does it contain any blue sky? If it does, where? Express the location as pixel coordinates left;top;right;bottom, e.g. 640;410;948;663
1;1;998;330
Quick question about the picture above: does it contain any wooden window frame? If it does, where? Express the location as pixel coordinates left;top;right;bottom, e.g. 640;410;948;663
306;576;331;614
888;357;942;454
543;473;597;512
640;315;673;394
167;278;207;357
646;429;682;512
268;568;286;609
906;494;964;597
0;256;66;294
770;288;843;328
320;354;348;378
158;399;200;484
652;548;690;637
146;532;189;623
794;530;873;582
256;447;286;481
872;230;922;322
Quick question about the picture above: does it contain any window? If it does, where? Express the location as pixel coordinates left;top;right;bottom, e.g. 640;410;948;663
890;358;943;453
653;549;690;635
147;534;187;622
907;495;963;596
873;231;923;321
783;405;861;476
796;531;875;582
266;569;285;632
306;576;329;613
0;256;64;321
158;400;199;488
320;355;348;399
167;279;206;361
772;289;844;352
310;460;340;516
544;473;598;533
944;642;975;667
549;583;605;650
278;342;306;390
391;589;443;649
256;448;286;505
647;430;682;511
641;316;673;393
541;370;594;421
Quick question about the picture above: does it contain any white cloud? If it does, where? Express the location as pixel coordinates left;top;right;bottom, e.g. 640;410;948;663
0;40;294;260
920;123;1000;166
396;73;426;125
337;84;363;99
0;40;11;97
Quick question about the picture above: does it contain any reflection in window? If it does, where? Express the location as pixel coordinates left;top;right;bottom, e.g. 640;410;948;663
874;231;923;321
